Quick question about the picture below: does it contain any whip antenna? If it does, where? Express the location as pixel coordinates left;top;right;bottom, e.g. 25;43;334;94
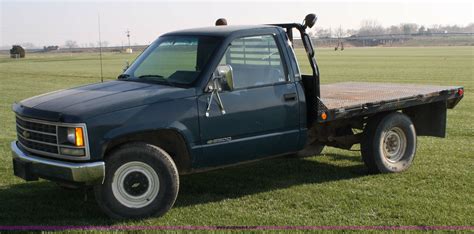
98;13;104;82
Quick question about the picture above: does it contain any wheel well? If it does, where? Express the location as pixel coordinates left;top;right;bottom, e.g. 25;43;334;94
104;130;192;174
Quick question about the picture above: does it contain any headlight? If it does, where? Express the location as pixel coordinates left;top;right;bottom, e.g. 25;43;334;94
66;127;85;147
57;125;87;157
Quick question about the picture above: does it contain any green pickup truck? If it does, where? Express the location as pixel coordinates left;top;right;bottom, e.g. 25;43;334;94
11;14;464;219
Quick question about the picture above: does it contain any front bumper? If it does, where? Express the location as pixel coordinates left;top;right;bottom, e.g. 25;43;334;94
11;141;104;185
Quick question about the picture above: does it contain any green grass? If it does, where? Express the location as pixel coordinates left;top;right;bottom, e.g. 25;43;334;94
0;47;473;226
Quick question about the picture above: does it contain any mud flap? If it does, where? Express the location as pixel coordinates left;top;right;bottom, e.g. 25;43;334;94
403;101;447;138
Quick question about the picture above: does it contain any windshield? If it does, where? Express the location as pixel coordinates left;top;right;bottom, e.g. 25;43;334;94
124;36;221;86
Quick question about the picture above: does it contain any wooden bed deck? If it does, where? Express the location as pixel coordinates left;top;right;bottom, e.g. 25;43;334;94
320;82;460;111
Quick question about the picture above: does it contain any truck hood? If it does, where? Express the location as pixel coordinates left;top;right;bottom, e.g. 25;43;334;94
16;80;195;121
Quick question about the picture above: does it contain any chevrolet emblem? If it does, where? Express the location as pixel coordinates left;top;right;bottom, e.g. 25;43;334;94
23;130;30;139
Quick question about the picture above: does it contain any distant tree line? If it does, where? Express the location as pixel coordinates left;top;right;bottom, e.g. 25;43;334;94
312;20;474;38
63;40;110;49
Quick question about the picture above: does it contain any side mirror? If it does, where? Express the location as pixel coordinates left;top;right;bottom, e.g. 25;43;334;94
303;13;317;29
208;64;234;92
205;64;233;117
123;61;130;72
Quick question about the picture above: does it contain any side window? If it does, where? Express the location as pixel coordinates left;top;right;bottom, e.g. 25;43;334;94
220;35;287;89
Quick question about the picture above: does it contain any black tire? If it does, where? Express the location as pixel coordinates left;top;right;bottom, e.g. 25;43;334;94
94;142;179;219
361;112;417;173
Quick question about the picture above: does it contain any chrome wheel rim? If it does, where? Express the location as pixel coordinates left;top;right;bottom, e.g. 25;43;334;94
382;127;407;163
111;161;160;208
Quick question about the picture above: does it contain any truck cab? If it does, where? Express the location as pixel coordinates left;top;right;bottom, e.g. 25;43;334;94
11;15;463;219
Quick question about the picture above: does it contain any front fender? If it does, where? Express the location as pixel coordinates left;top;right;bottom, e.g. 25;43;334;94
85;97;199;161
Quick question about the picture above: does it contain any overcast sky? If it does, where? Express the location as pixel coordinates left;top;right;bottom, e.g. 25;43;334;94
1;0;473;48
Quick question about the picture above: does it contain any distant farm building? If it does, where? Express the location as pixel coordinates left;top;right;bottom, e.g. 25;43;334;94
43;46;60;52
10;45;26;58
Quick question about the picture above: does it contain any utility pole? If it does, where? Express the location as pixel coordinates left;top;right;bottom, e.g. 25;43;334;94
98;14;103;82
125;29;132;53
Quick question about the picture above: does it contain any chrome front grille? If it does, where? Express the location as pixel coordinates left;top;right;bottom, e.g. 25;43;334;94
15;115;90;161
16;125;57;143
18;136;59;154
16;116;56;134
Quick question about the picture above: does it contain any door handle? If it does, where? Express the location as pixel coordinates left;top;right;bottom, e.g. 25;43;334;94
283;92;297;101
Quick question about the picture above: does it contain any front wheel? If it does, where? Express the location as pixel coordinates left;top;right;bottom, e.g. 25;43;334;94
94;142;179;219
361;112;417;173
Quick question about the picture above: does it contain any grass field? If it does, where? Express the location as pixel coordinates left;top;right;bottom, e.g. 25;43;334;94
0;47;472;227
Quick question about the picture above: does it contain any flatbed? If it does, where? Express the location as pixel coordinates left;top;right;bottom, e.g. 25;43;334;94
317;82;463;122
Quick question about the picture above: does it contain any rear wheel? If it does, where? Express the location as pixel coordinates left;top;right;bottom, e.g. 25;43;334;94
361;112;417;173
94;142;179;219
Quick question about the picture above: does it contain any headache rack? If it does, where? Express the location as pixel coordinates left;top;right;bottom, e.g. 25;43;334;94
271;14;322;124
15;115;90;161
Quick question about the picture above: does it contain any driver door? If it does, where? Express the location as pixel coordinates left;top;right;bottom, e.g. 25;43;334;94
196;35;301;167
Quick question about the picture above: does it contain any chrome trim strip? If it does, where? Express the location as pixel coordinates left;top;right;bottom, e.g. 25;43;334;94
18;141;88;160
17;133;58;147
194;129;300;149
17;141;63;158
56;125;60;155
15;114;91;161
12;141;104;184
18;133;86;149
16;124;57;136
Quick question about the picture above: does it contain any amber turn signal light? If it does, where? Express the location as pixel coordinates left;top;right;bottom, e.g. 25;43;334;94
75;127;84;147
321;112;327;120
